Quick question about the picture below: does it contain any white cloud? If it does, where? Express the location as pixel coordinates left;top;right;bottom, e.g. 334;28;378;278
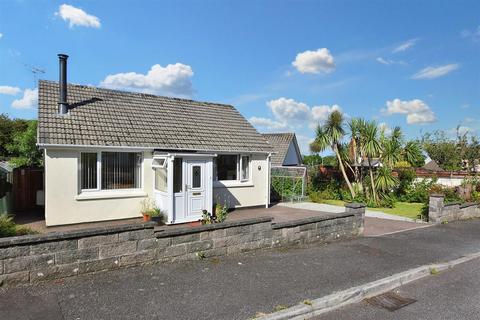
249;117;286;130
392;38;418;53
100;63;194;98
267;97;310;123
412;64;459;80
253;97;341;131
311;104;342;122
461;26;480;42
11;88;38;109
56;4;101;28
378;122;393;135
376;57;407;66
0;33;3;39
0;85;21;95
296;134;315;155
382;98;436;124
292;48;335;74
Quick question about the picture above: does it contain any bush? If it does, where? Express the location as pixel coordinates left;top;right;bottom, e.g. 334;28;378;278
398;179;437;203
0;214;17;237
0;214;36;238
271;176;303;201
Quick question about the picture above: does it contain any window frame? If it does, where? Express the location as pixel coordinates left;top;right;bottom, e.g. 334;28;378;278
79;151;143;193
214;154;251;184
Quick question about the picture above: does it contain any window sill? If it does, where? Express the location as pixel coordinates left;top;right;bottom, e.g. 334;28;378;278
75;190;148;201
213;181;254;188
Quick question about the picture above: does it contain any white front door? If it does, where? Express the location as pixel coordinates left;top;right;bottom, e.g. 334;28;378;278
185;160;207;220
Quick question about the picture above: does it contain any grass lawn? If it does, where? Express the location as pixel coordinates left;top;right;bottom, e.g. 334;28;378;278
316;199;423;220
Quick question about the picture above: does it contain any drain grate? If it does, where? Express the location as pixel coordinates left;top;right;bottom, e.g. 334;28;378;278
366;291;417;311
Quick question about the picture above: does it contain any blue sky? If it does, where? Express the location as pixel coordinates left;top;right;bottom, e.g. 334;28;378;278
0;0;479;154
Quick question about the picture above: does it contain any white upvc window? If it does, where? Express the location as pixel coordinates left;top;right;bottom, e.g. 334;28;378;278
214;154;251;182
80;151;142;192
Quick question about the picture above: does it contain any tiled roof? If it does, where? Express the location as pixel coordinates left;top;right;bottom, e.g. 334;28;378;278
423;160;444;172
37;81;272;153
262;133;301;166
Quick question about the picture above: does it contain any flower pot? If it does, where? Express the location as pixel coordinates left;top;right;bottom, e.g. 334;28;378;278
142;214;151;222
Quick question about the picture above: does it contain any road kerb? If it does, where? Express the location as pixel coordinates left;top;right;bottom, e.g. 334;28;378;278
255;251;480;320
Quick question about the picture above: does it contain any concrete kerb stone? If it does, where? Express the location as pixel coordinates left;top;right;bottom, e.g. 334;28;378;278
256;251;480;320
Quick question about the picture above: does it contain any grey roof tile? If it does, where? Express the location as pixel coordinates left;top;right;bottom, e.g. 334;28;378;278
262;133;302;166
38;81;272;153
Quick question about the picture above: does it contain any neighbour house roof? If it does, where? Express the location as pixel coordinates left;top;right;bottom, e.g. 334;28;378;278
262;133;302;166
422;160;444;172
0;161;12;173
37;81;272;153
353;158;382;167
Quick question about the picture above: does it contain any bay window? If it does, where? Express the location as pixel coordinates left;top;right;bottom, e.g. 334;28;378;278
214;154;250;182
80;152;142;191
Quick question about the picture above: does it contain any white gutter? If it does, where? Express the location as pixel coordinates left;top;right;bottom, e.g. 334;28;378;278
37;143;271;155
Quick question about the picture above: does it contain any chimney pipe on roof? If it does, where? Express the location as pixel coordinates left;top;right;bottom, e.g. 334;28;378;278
58;54;69;115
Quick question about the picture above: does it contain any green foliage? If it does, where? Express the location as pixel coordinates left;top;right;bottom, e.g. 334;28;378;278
375;167;399;194
422;130;479;171
6;120;43;168
215;202;229;223
271;176;303;200
0;213;36;238
202;202;229;224
403;141;425;167
0;114;29;158
302;154;322;166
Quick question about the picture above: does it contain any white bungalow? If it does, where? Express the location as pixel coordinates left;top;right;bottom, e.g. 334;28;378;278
37;55;272;226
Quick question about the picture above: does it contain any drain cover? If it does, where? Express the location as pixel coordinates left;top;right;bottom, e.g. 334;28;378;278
366;291;417;311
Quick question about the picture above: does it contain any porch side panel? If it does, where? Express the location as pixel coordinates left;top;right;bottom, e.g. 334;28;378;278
44;149;154;226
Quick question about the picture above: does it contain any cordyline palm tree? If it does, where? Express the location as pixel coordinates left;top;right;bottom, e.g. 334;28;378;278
310;111;356;199
361;121;382;204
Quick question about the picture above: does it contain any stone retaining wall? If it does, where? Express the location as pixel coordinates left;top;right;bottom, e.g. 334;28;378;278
429;194;480;223
0;204;364;287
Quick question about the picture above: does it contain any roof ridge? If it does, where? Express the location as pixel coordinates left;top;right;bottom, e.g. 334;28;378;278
39;79;235;109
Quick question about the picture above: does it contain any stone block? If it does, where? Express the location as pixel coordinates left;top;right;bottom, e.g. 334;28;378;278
30;240;78;255
118;229;154;242
4;254;54;273
200;229;226;240
251;229;274;241
30;263;79;283
79;257;120;274
55;247;99;265
202;247;228;258
137;238;157;251
78;234;118;249
225;225;251;236
186;240;213;253
0;260;2;274
299;223;316;231
119;250;155;267
251;222;271;232
0;271;29;287
99;241;137;259
0;246;29;260
160;244;186;258
171;233;200;245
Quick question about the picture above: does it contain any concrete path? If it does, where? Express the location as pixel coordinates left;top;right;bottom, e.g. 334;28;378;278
317;256;480;320
279;201;417;222
0;220;479;320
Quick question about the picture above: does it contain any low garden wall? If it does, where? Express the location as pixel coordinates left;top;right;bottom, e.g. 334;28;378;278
429;194;480;223
0;204;364;287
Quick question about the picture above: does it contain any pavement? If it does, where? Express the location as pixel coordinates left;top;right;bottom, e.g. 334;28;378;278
316;256;480;320
279;201;418;222
1;219;479;320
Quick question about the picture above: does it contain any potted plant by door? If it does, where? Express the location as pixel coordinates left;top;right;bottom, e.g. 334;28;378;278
150;207;166;225
140;199;153;222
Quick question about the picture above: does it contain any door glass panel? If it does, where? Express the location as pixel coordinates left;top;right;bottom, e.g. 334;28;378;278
192;165;201;188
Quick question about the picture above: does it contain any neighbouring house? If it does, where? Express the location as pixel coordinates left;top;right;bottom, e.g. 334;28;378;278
0;161;13;214
422;159;443;172
37;54;272;226
262;133;303;167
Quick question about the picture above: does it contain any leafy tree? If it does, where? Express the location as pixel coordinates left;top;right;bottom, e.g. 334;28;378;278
0;114;29;158
6;120;43;167
311;111;356;198
422;129;479;171
361;121;382;203
303;154;322;166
